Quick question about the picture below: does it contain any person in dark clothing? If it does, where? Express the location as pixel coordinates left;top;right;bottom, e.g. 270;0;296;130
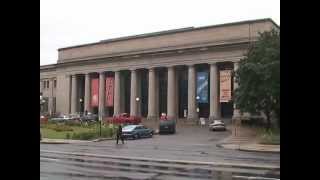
116;124;124;144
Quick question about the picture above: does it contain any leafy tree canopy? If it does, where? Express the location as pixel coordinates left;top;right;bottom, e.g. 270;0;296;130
234;29;280;129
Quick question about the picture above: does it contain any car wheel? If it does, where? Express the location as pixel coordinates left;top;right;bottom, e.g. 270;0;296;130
133;134;139;139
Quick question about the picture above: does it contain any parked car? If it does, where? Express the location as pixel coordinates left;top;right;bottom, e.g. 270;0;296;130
80;113;98;123
50;115;73;122
40;115;48;124
159;113;176;134
109;113;141;125
209;120;226;131
122;125;153;140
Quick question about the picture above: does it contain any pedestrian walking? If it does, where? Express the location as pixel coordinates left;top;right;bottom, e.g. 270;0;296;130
116;124;124;144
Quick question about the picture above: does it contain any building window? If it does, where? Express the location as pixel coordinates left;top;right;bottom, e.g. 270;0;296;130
43;81;46;89
54;80;57;88
47;81;50;88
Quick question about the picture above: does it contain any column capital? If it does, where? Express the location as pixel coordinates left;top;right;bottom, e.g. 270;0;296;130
148;67;155;72
208;62;218;65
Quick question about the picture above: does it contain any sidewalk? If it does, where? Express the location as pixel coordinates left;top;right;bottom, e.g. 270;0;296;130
217;125;280;153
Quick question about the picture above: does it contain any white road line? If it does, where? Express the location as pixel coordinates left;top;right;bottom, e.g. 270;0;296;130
233;175;280;180
40;157;60;162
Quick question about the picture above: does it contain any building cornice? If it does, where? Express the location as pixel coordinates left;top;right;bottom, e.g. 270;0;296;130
56;38;253;67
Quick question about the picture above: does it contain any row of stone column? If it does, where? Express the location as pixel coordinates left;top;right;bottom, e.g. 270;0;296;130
69;62;238;120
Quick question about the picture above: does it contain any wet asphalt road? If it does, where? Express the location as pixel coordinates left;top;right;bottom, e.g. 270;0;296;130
40;126;280;179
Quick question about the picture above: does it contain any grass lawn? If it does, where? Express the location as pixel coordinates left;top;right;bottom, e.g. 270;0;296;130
41;122;116;140
41;126;94;139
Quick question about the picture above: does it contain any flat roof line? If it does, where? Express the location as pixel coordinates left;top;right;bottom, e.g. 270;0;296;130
58;18;278;51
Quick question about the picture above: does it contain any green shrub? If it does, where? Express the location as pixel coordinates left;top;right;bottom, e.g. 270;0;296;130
65;121;81;126
52;125;73;132
72;131;99;140
41;122;74;132
259;128;280;145
66;133;70;139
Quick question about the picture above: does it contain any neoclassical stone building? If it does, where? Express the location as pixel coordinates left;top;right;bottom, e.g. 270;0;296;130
40;18;279;122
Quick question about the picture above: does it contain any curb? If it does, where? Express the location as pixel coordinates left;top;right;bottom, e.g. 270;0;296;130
40;141;69;144
91;138;114;142
217;143;280;153
40;139;90;144
238;147;280;153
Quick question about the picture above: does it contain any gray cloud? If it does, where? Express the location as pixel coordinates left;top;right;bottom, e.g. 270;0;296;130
40;0;280;65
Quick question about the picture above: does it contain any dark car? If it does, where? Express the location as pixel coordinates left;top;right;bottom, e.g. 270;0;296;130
159;113;176;134
122;125;153;140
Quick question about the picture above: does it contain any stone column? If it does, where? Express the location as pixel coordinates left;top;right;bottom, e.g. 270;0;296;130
84;73;91;113
130;69;138;116
136;71;142;116
209;63;220;120
167;66;176;119
71;75;77;114
48;79;54;115
155;70;159;117
147;68;156;120
113;71;121;116
232;62;241;121
120;72;126;113
187;65;197;120
67;75;72;114
98;72;106;119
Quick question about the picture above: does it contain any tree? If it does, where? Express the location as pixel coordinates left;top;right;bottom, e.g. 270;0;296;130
234;29;280;130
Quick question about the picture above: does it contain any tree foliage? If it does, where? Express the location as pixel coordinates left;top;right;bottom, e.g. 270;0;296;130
234;29;280;129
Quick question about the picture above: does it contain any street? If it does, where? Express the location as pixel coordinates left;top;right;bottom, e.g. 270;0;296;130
40;126;280;179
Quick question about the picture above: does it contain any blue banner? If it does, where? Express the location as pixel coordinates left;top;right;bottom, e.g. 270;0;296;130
197;72;208;103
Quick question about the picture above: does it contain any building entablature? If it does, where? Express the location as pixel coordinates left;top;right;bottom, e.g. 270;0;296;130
57;18;278;64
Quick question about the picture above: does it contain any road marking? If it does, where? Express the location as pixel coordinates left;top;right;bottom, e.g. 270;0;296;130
40;157;60;162
40;149;279;170
232;175;280;180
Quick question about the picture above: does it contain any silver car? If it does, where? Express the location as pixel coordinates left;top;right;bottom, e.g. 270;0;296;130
209;120;226;131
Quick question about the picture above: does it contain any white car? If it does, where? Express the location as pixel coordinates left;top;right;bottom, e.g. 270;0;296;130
209;120;226;131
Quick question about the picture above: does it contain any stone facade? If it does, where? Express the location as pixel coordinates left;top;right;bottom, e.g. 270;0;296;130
40;18;279;120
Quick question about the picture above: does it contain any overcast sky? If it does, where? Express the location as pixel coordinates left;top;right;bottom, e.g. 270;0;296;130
40;0;280;66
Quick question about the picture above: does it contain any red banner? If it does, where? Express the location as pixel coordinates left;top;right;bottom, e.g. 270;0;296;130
91;79;99;107
219;70;232;102
105;77;114;107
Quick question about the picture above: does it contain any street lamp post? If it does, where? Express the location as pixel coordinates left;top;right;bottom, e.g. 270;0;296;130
136;97;140;117
196;96;200;123
79;98;83;116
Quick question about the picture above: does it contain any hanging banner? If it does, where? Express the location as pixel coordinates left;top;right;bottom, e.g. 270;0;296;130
196;72;208;103
220;70;232;102
91;78;99;107
105;77;114;107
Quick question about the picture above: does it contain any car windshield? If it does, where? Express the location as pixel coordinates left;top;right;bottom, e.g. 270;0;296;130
123;125;137;131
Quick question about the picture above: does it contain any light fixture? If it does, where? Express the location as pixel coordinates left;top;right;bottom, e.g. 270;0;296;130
79;98;83;102
136;97;140;101
196;96;200;100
